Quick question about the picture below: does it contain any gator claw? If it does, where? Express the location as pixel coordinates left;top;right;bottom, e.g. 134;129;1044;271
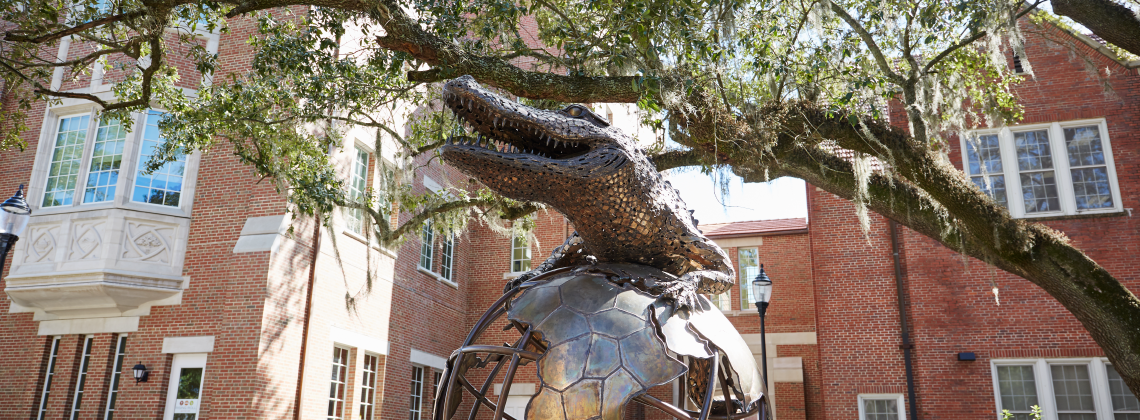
658;277;701;310
504;271;539;293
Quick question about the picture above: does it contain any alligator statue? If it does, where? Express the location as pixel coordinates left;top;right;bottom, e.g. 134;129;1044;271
435;75;767;420
439;75;735;309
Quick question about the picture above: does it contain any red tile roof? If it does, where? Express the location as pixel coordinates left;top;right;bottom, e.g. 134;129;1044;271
699;218;809;238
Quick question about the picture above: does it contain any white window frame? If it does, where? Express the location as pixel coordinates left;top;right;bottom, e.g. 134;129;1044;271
104;334;128;420
328;346;351;420
411;365;426;420
961;118;1123;219
510;236;531;273
419;221;435;272
857;394;906;420
29;105;201;218
344;144;371;236
69;335;95;420
990;357;1136;420
439;234;455;284
738;247;761;311
37;336;62;420
163;352;208;420
359;352;380;420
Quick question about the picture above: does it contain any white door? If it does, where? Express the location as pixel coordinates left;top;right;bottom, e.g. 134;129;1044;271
504;395;530;420
163;353;208;420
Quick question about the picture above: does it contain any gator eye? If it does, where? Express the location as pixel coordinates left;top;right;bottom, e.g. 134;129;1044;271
568;106;583;117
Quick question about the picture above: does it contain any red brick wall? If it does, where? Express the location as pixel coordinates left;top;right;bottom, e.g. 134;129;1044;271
811;19;1140;420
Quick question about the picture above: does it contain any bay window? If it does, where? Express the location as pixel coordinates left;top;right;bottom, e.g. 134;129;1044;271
36;107;197;214
962;119;1121;218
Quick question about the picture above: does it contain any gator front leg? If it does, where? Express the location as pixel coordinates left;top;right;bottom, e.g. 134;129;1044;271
659;239;735;309
503;232;588;293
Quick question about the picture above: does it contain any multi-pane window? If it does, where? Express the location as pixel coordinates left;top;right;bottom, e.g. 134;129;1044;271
359;354;379;420
511;236;531;273
420;221;435;271
329;347;350;420
997;365;1040;420
346;147;370;235
37;337;62;420
858;395;904;420
1014;130;1060;214
132;111;187;207
69;336;94;420
738;247;759;310
105;335;128;420
433;371;442;417
966;134;1008;208
41;109;192;210
1064;126;1115;210
440;235;454;282
993;359;1140;420
85;118;129;203
43;115;90;207
1050;364;1097;420
1107;365;1140;419
962;120;1120;218
410;366;425;420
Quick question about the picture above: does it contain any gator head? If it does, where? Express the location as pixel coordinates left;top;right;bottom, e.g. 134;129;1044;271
440;75;652;208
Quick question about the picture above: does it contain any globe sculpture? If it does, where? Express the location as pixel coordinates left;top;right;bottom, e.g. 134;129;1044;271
433;263;770;420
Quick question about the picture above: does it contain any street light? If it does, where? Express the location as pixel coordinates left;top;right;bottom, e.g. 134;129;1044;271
0;185;31;276
751;264;773;387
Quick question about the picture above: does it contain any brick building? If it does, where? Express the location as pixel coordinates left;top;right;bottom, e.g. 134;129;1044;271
0;12;1137;420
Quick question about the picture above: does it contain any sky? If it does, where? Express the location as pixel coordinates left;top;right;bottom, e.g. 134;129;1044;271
666;169;808;224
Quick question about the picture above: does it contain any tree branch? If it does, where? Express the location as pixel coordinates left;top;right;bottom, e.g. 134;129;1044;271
1051;0;1140;58
829;3;904;82
4;10;145;44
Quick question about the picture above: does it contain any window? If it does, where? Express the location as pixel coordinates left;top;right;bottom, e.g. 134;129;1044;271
329;347;350;420
410;366;425;420
37;336;61;420
359;354;379;420
70;336;94;420
511;236;531;273
345;146;370;235
420;221;435;271
440;235;454;282
992;358;1140;420
105;335;128;420
132;111;186;207
858;394;905;420
164;353;206;420
962;120;1121;218
1107;365;1140;419
965;134;1009;208
40;109;192;210
432;370;442;416
738;247;759;310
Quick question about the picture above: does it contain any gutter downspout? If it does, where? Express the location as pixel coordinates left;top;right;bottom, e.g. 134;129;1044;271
294;219;321;420
889;220;919;420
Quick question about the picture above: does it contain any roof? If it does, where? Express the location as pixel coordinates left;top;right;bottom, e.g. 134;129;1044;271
699;218;808;238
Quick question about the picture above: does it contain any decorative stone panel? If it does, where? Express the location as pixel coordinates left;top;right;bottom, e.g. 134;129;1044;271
4;208;189;320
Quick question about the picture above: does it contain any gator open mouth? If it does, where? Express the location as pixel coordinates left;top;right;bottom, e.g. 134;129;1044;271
441;80;595;160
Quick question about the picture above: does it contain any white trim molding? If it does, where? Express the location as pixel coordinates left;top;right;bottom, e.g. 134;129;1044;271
162;336;216;353
329;325;389;356
409;348;447;371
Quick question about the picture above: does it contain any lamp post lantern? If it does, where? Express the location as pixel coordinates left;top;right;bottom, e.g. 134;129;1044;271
751;264;773;387
0;185;31;277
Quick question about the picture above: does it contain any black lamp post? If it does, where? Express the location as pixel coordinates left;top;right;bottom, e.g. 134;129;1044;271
0;185;31;277
750;264;773;387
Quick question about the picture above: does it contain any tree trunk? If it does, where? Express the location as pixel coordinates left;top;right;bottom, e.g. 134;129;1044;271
1052;0;1140;58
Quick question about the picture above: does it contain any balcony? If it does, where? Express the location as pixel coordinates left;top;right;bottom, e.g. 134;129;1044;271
4;207;189;321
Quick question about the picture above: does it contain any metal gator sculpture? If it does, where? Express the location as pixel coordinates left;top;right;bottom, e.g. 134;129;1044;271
435;75;769;420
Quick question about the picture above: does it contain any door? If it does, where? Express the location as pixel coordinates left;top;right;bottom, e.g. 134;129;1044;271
164;353;208;420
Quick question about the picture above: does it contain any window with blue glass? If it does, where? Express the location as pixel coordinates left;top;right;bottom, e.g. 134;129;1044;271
132;111;187;207
962;120;1120;218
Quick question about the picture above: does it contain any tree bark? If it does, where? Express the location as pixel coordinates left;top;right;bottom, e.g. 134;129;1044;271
1052;0;1140;58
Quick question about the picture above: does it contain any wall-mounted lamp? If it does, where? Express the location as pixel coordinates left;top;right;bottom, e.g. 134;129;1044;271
133;362;149;383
